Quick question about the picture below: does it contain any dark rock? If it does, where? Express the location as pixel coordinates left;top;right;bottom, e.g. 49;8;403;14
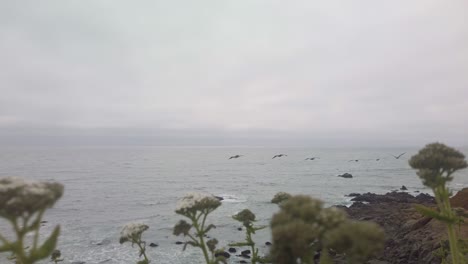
241;249;251;255
338;173;353;178
346;192;361;197
351;191;433;204
238;254;251;259
215;196;224;201
40;221;47;224
149;243;158;247
71;262;86;264
401;185;408;191
215;251;230;258
265;241;272;246
175;241;183;245
237;227;242;231
341;191;455;264
240;261;247;264
228;247;236;253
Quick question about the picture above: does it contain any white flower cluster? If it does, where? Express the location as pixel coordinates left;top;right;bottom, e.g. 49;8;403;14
0;177;64;218
120;223;149;242
175;192;221;214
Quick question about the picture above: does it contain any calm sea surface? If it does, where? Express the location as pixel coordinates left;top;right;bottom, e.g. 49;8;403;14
0;146;467;264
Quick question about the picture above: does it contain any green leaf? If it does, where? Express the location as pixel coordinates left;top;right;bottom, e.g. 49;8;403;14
30;225;60;261
414;205;456;223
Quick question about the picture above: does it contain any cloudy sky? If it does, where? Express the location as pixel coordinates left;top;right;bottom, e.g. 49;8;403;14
1;1;467;147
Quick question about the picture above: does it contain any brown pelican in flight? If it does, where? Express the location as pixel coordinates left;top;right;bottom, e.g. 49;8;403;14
391;152;406;159
305;157;319;160
272;154;287;159
348;159;359;162
229;155;243;159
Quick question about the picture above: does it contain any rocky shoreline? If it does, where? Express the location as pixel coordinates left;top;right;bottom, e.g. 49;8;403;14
335;189;468;264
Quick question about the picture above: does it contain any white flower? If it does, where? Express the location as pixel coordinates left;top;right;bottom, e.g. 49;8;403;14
175;192;221;215
120;223;149;244
0;177;64;218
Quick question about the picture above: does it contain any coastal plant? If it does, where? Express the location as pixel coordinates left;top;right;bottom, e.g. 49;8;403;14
270;195;384;264
271;192;292;205
409;142;468;264
230;209;266;264
0;177;64;264
119;223;150;264
173;192;225;264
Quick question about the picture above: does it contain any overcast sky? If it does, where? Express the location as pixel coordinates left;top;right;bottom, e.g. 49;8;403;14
1;1;467;147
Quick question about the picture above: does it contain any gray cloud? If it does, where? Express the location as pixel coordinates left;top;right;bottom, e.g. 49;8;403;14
1;1;468;146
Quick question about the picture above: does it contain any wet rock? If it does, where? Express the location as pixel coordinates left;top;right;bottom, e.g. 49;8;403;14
401;185;408;191
228;247;236;253
237;227;242;231
214;196;224;201
175;241;183;245
338;173;353;178
71;262;86;264
265;241;272;246
239;261;247;264
241;249;251;255
149;242;158;247
215;251;230;258
346;192;361;197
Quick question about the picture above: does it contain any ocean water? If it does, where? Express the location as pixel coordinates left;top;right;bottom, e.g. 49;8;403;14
0;146;467;264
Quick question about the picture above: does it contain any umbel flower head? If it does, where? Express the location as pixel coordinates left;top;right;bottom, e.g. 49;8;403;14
409;142;467;188
119;223;149;244
0;177;64;219
233;209;256;225
271;192;292;204
175;192;221;216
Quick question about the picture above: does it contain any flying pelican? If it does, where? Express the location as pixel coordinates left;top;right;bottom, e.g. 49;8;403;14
229;155;243;159
348;159;359;162
272;154;287;159
305;157;319;160
391;152;406;159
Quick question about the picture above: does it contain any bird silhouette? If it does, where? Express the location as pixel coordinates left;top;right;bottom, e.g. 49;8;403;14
305;157;319;160
391;152;406;159
229;155;243;159
376;158;380;161
272;154;287;159
348;159;359;162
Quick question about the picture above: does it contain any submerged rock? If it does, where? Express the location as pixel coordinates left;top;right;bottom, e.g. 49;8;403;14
400;185;408;191
338;173;353;178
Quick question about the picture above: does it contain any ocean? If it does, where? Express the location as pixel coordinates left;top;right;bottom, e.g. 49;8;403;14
0;146;467;264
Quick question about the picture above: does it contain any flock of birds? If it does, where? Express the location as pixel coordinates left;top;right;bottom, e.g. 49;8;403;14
228;152;406;161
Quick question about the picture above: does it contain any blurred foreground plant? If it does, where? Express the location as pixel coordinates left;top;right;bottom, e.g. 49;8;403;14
120;223;150;264
230;209;266;264
173;193;225;264
409;142;468;264
0;177;63;264
270;195;384;264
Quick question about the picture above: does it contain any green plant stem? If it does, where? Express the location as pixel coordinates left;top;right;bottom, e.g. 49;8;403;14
434;184;462;264
191;214;211;264
135;240;149;263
